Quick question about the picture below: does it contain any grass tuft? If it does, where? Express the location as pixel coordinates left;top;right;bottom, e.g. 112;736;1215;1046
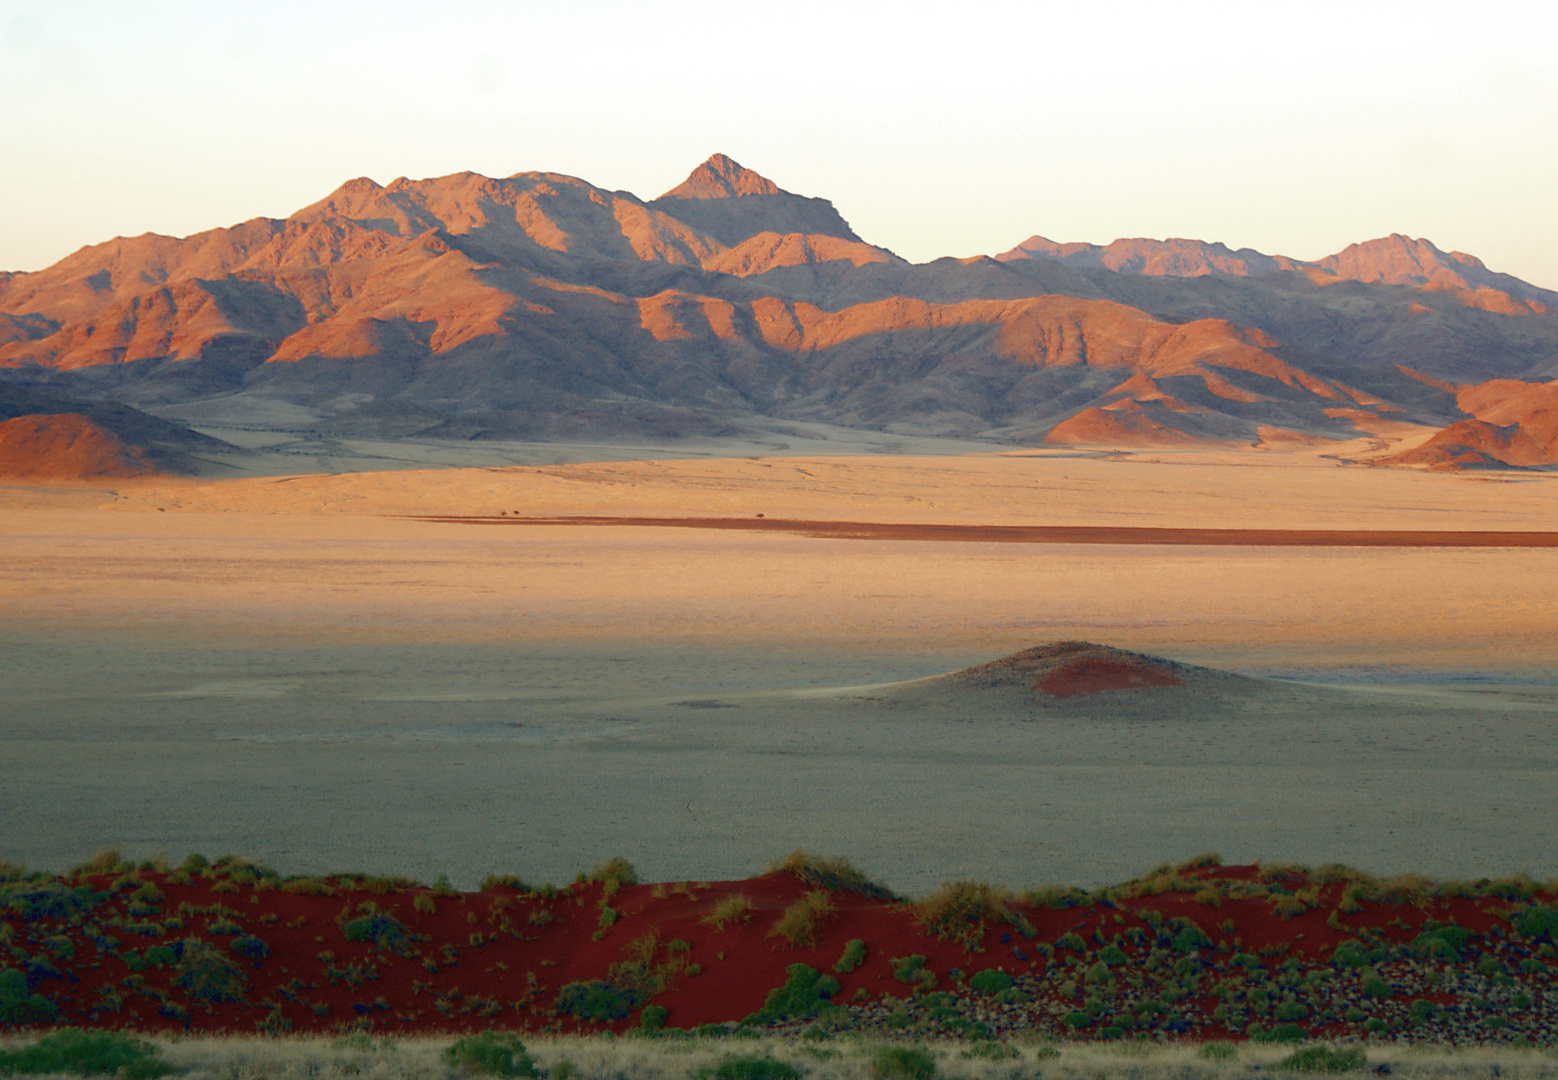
768;852;897;900
914;882;1032;949
701;893;755;931
767;890;836;949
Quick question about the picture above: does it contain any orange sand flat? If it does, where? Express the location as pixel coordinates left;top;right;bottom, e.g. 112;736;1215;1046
7;448;1558;671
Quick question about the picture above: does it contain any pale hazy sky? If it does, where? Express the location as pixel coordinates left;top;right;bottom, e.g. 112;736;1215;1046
3;0;1556;287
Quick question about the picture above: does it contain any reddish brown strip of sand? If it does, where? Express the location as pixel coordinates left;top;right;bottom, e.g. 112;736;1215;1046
404;515;1558;548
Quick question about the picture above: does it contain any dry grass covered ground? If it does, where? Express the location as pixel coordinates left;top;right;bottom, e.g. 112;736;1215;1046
5;1033;1558;1080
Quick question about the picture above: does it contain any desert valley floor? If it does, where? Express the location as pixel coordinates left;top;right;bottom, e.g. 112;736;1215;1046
4;435;1558;892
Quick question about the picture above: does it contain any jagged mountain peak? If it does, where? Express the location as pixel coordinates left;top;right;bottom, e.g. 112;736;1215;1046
659;154;783;200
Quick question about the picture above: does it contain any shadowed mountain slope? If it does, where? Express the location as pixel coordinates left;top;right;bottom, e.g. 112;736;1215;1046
3;154;1556;455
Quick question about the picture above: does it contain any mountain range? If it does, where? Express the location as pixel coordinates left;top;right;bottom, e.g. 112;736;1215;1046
3;152;1557;474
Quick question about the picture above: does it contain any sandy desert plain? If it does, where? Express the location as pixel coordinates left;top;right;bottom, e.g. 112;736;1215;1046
5;422;1558;894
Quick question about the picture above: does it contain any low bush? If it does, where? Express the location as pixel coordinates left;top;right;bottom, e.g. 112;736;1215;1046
968;969;1013;994
0;1029;179;1077
1512;903;1558;943
171;940;246;1004
744;964;840;1025
587;858;638;894
444;1032;537;1077
1;882;102;922
0;969;59;1026
710;1055;800;1080
639;1004;669;1030
833;939;865;974
1277;1046;1368;1073
961;1042;1019;1061
554;980;633;1023
1199;1042;1236;1060
341;907;412;951
870;1045;936;1080
1252;1024;1309;1043
228;935;269;960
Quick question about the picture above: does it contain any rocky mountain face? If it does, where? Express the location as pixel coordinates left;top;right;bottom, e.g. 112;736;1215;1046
2;153;1556;467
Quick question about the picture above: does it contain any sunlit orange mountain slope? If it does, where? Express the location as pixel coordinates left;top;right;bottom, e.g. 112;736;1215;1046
2;154;1555;458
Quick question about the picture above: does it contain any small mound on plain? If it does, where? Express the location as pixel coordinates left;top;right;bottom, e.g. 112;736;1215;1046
938;642;1188;696
869;641;1278;720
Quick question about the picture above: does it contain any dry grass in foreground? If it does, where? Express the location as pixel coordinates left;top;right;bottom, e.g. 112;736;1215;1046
5;1032;1558;1080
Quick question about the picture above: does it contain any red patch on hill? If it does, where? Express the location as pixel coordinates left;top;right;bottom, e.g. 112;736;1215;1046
1035;655;1186;696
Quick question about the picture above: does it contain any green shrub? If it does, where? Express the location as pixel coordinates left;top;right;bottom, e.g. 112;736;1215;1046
711;1055;800;1080
341;911;411;951
555;980;633;1023
444;1032;537;1077
1362;978;1391;1000
890;955;932;989
870;1045;936;1080
229;935;269;961
0;1029;179;1077
1199;1042;1236;1061
171;940;246;1003
1413;924;1471;961
0;968;59;1026
833;939;866;975
1097;944;1129;965
968;969;1013;994
1252;1024;1308;1043
640;1005;669;1031
587;858;638;893
0;883;101;921
1511;904;1558;943
961;1042;1019;1061
1277;1046;1367;1073
1170;919;1213;952
744;965;840;1025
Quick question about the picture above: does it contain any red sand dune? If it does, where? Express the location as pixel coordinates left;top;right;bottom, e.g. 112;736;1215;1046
0;413;155;480
2;857;1553;1043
